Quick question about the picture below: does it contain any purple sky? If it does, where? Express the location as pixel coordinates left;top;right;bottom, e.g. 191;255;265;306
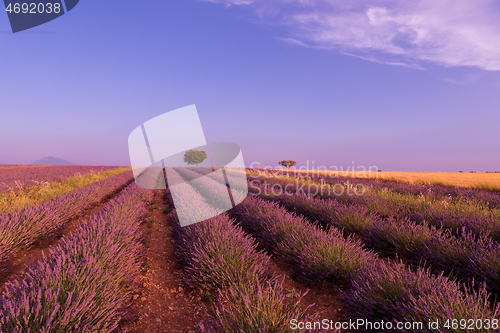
1;0;499;171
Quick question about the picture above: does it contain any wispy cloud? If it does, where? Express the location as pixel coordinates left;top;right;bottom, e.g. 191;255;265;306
442;73;483;85
277;37;309;47
340;52;425;70
200;0;500;70
201;0;254;6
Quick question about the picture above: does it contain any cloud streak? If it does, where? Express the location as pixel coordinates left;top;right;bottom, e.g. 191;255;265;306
200;0;500;70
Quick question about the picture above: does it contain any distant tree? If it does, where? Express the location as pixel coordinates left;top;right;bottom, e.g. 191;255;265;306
278;160;296;169
184;150;207;167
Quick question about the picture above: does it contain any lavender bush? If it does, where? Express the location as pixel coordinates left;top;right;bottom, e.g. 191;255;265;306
0;183;152;332
202;276;319;333
418;229;500;300
253;182;500;301
251;173;500;242
169;212;270;289
164;190;321;332
0;171;133;267
238;183;500;330
229;196;374;285
364;218;441;259
275;191;377;235
343;262;500;333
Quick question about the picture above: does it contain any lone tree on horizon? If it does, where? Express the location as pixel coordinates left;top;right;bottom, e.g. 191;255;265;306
278;160;296;169
184;149;208;167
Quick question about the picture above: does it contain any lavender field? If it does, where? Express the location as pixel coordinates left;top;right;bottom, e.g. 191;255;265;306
0;165;119;193
0;165;499;332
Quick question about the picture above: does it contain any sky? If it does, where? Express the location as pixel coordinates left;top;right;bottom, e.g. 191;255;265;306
1;0;499;171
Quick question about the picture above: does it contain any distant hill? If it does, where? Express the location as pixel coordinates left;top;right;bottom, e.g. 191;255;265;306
31;156;74;165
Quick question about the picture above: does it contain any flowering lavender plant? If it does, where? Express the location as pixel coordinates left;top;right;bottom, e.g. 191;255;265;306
0;183;152;332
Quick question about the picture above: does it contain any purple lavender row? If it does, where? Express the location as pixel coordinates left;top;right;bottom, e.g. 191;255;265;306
345;262;500;332
204;167;249;193
331;188;500;242
250;175;500;242
230;195;499;330
173;167;234;210
186;167;248;203
0;165;119;193
164;168;224;225
167;210;270;290
0;182;152;332
230;195;375;285
163;190;321;332
164;170;262;289
253;176;500;302
0;171;133;267
262;186;500;302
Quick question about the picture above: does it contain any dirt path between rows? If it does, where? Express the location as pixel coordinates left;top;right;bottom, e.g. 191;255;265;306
123;190;352;332
0;180;132;293
122;190;212;333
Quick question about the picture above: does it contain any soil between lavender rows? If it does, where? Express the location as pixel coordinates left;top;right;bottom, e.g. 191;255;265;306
122;190;350;333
